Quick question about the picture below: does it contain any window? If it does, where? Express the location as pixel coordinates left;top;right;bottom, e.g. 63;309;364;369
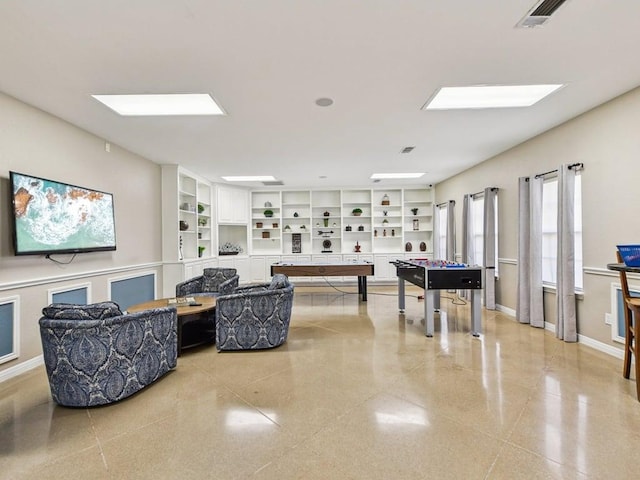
472;196;484;266
470;193;499;274
541;174;583;289
437;204;448;260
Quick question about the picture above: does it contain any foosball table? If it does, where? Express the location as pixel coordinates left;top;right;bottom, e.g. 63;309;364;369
391;259;483;337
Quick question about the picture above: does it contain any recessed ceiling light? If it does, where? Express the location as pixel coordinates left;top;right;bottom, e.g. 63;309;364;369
315;98;334;107
423;84;564;110
91;93;225;116
370;173;425;179
221;176;277;182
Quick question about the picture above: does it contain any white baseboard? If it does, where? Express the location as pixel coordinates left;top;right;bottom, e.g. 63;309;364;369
0;355;44;383
578;334;624;359
497;304;625;360
496;303;516;317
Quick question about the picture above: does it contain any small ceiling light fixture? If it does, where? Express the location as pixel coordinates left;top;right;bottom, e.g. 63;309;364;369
221;176;277;182
315;98;334;107
370;173;425;180
91;93;225;116
423;84;564;110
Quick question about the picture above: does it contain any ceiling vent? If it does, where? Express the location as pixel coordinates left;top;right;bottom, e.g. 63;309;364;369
516;0;569;28
401;146;415;154
262;180;284;186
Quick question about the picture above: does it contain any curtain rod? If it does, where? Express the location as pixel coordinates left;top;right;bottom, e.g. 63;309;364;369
436;200;455;207
471;187;499;197
534;162;584;179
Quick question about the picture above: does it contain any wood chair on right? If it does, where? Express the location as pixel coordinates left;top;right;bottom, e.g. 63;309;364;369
616;251;640;401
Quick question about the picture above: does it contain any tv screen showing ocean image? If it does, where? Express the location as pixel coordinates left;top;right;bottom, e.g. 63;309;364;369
10;172;116;255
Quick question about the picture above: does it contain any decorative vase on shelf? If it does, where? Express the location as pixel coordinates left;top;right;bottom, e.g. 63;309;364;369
179;220;189;231
411;207;419;215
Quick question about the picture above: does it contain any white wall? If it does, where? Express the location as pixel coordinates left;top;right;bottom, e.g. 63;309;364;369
434;85;640;347
0;92;163;375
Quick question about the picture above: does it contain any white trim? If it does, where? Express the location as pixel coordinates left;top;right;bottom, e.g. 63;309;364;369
107;270;158;301
0;296;20;365
499;305;626;359
496;303;516;317
47;282;92;305
0;355;44;383
0;262;162;292
578;334;624;360
609;281;640;345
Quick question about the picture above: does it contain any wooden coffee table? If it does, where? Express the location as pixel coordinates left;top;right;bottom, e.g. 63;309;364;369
128;296;216;355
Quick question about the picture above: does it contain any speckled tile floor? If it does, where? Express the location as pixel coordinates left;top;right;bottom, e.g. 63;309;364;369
1;285;639;479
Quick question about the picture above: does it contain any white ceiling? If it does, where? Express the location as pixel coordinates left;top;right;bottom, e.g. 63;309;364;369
2;0;639;189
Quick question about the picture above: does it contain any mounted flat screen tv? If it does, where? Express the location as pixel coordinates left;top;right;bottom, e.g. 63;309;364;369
9;171;117;256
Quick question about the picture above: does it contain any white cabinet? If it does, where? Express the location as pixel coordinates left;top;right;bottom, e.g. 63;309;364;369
217;185;249;224
217;185;249;256
403;187;434;255
374;254;406;282
281;190;312;255
250;255;281;282
218;255;250;282
250;191;282;254
372;189;403;253
311;190;342;254
162;165;215;262
342;189;372;255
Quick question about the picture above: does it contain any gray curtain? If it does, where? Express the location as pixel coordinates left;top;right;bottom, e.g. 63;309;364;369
529;176;544;328
517;176;544;327
556;164;577;342
446;200;455;262
483;188;497;310
433;204;441;260
460;194;474;300
516;178;530;324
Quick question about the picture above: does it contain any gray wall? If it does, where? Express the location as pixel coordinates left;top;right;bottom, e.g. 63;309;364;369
0;92;163;374
435;85;640;350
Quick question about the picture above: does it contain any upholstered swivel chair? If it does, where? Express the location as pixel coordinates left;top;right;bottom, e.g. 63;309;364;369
215;274;294;351
176;268;239;298
615;251;640;401
39;302;178;407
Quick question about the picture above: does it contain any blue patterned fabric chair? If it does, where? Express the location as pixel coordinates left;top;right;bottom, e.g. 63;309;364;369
39;301;178;407
176;268;239;298
215;274;294;351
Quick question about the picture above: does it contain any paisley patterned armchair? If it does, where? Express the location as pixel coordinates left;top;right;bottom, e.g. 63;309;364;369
215;274;294;351
176;268;239;298
39;302;178;407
